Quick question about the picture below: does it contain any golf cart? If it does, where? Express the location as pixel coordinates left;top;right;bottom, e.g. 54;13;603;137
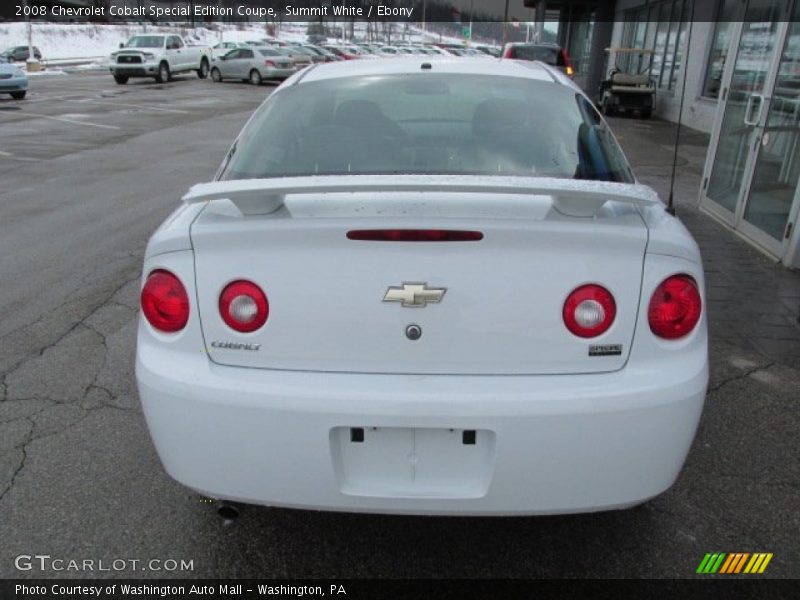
598;47;656;118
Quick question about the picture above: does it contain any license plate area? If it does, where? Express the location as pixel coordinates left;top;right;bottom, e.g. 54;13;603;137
330;427;496;498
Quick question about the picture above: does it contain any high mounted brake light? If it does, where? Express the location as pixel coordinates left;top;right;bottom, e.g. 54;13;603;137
347;229;483;242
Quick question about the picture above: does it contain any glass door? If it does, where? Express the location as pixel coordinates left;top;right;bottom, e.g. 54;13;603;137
738;2;800;255
700;0;789;225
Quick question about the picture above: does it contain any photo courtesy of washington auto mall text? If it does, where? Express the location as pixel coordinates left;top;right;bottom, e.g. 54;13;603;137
1;0;799;597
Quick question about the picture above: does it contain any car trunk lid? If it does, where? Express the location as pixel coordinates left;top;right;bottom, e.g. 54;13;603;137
187;176;655;375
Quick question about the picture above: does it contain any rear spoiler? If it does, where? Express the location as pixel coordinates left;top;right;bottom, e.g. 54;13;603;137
182;175;661;217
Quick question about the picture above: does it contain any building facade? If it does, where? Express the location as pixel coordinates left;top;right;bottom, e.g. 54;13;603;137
525;0;800;268
615;0;800;268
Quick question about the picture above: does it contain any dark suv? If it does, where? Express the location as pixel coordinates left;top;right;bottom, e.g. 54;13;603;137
502;43;573;78
2;46;43;62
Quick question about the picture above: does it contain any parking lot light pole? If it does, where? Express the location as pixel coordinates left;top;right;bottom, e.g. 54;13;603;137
23;0;40;72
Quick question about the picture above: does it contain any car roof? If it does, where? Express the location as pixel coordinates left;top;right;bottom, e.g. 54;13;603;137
297;56;559;84
508;42;562;48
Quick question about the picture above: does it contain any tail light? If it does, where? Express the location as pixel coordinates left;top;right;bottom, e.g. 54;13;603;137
563;284;616;338
561;49;575;77
502;47;512;58
141;270;190;333
219;280;269;333
264;60;275;67
347;229;483;242
648;275;701;339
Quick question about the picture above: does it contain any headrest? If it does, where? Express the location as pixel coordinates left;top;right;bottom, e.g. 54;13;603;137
473;98;527;136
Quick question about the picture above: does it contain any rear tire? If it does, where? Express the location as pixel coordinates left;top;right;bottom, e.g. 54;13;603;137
210;67;222;82
10;91;26;100
155;62;170;84
113;74;129;84
197;58;209;79
249;69;262;85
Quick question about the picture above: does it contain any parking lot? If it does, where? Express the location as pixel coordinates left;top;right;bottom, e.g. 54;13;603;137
1;71;798;579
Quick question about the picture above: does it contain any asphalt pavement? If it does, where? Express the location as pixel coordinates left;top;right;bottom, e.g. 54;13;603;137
0;71;798;579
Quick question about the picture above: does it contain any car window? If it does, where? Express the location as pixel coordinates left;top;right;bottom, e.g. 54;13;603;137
127;36;164;49
222;73;633;183
511;45;563;66
226;49;241;59
257;48;282;57
574;96;633;181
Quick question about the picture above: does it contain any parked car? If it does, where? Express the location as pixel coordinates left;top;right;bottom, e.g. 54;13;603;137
276;47;313;69
211;41;245;60
137;57;708;516
109;35;211;84
210;47;295;85
291;46;326;64
502;42;575;77
474;45;502;57
302;44;339;62
0;57;28;99
1;45;42;63
323;45;361;60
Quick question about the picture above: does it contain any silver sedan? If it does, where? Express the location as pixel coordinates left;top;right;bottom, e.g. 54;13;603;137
210;47;295;85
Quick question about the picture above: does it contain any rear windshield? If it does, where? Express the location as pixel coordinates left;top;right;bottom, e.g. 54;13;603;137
221;73;633;182
511;45;564;65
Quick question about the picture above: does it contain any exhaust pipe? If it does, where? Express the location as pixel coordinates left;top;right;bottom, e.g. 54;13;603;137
216;502;239;526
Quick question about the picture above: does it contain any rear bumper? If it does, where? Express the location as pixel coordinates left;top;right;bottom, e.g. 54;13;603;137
136;339;708;515
264;67;296;79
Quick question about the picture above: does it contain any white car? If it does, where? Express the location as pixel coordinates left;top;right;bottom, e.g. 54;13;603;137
136;58;708;516
110;34;211;84
210;47;295;85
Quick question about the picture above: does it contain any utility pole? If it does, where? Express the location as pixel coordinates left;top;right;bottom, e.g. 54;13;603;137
469;0;474;42
23;0;39;71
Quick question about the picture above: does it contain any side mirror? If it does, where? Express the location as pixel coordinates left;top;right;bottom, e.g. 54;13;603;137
119;42;124;49
220;56;227;61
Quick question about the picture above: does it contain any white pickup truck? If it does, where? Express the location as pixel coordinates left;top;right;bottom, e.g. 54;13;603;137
109;34;211;84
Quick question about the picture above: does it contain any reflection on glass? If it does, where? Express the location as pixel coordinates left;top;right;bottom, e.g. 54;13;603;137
743;6;800;240
703;0;738;99
706;2;783;213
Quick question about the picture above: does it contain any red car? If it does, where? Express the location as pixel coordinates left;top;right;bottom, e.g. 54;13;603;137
502;43;574;78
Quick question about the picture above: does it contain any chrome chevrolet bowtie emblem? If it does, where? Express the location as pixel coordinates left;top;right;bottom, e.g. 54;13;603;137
383;283;446;308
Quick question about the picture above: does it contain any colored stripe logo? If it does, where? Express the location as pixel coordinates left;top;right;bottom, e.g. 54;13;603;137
697;553;773;574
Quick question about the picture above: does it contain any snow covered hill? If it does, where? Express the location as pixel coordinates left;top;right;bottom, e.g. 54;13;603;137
0;22;309;62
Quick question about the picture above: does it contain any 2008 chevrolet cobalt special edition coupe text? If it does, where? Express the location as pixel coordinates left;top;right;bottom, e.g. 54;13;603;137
135;57;708;516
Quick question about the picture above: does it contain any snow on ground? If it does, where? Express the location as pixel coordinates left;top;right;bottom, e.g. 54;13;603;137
26;69;68;76
0;21;309;62
0;20;483;70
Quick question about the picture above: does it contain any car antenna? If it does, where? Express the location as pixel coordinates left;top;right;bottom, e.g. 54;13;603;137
667;2;695;216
